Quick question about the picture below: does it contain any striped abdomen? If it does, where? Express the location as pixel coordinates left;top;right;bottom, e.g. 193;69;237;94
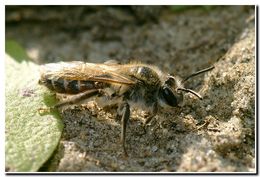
39;77;108;94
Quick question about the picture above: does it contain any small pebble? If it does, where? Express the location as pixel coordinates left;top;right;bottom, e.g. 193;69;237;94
151;146;158;152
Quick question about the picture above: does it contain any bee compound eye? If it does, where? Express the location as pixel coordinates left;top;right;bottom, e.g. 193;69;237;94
162;87;178;107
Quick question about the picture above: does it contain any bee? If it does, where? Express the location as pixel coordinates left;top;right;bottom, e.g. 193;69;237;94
39;60;214;156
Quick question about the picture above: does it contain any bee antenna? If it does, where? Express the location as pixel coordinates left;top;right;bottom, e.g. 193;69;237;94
177;88;203;100
182;66;214;84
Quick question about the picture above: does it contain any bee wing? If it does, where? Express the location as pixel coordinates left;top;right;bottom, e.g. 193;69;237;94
41;61;136;85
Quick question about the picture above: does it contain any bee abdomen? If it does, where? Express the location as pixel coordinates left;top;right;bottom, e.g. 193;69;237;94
40;77;107;94
66;80;101;94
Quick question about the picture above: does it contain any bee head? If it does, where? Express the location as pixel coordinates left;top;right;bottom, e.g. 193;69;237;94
159;66;214;108
159;75;184;107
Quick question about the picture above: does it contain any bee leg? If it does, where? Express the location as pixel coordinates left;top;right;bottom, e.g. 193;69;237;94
120;102;130;156
144;103;158;125
144;115;154;125
54;89;101;108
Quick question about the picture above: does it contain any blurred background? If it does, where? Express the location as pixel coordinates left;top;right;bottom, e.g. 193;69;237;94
5;6;254;76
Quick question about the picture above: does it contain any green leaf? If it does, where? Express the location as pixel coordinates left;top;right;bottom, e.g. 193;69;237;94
5;40;30;62
5;53;63;172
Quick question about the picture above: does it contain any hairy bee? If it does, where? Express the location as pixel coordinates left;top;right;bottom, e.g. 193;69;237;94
39;60;214;156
